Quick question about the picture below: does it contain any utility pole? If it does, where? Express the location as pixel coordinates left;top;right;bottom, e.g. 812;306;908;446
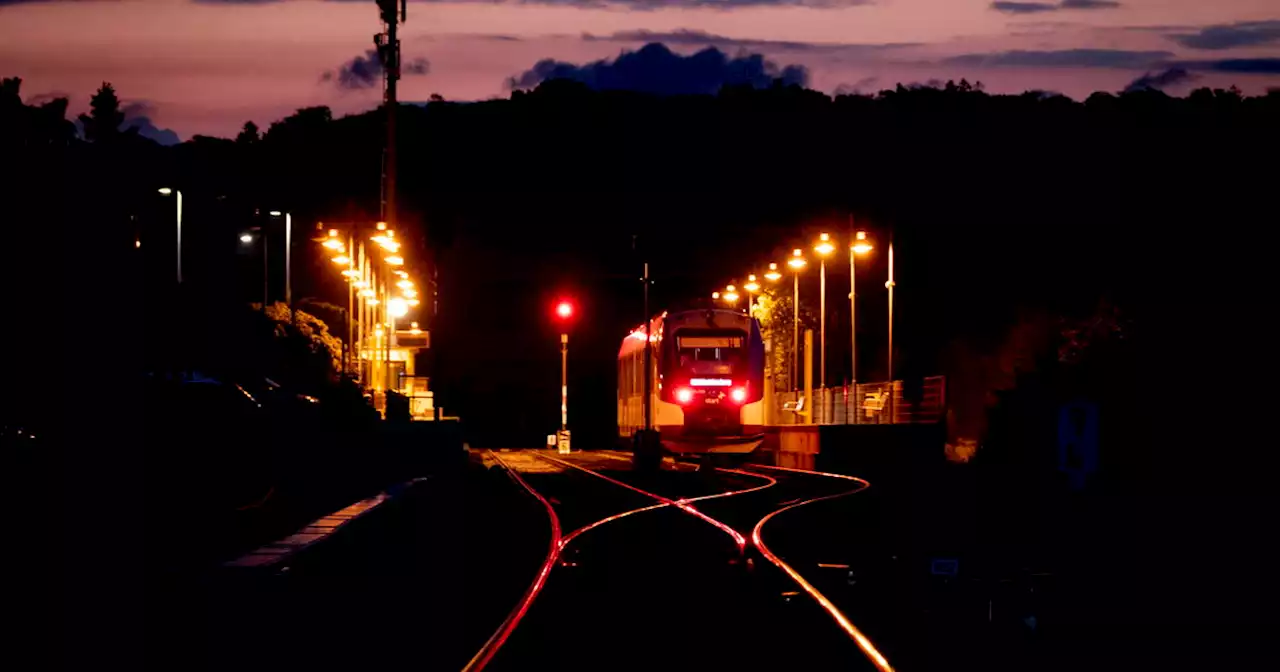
376;0;404;232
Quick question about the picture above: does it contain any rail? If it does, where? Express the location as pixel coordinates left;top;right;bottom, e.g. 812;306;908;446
462;451;563;672
744;463;893;672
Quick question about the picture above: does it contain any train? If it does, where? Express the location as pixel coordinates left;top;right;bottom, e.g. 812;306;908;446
618;308;766;456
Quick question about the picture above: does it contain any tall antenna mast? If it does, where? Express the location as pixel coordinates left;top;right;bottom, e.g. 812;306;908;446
374;0;405;228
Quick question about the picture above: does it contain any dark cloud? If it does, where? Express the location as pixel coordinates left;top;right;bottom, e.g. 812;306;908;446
834;76;880;95
1123;67;1195;93
25;91;71;106
990;0;1119;13
71;100;181;145
945;49;1172;69
321;49;430;91
1166;21;1280;51
507;43;808;95
991;2;1057;14
120;101;181;145
1059;0;1119;8
587;28;917;53
1171;58;1280;75
320;0;869;6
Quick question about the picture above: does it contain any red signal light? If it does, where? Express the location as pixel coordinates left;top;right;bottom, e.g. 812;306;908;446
556;301;574;320
730;387;747;403
675;387;694;404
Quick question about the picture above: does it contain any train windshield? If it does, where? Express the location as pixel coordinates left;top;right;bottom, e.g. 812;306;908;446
676;330;747;367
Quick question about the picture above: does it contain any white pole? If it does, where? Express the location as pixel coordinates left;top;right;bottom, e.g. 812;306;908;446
850;247;857;424
175;190;183;284
561;333;568;431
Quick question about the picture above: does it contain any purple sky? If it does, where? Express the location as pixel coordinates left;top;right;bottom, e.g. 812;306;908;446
1;0;1277;140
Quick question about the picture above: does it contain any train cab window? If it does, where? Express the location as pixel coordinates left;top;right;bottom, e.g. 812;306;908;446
677;332;745;367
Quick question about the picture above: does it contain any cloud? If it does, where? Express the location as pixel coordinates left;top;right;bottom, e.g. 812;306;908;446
1059;0;1119;8
507;43;808;95
991;2;1057;14
945;49;1172;69
231;0;874;6
1166;21;1280;51
990;0;1119;13
586;29;918;54
834;76;880;95
1170;58;1280;75
1123;67;1195;93
321;49;429;91
122;101;181;145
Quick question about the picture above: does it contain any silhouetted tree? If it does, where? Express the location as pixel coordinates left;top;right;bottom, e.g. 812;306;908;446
235;120;260;145
78;82;125;143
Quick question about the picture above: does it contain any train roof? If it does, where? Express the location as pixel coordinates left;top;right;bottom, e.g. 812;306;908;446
618;309;757;358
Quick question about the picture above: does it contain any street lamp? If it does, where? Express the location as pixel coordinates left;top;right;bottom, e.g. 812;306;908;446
723;285;740;306
744;275;760;315
886;241;896;421
239;233;253;244
787;249;807;392
158;188;182;283
764;262;782;283
814;233;835;402
849;230;873;413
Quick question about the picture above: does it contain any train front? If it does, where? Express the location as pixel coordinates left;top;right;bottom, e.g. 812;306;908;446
657;309;765;454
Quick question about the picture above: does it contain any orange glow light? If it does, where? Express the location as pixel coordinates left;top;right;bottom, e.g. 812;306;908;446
788;249;807;270
814;232;835;256
852;230;873;255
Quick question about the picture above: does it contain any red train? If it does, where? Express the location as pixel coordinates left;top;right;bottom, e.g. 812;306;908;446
618;308;766;455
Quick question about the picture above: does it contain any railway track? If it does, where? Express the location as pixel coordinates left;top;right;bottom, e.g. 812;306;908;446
472;449;893;672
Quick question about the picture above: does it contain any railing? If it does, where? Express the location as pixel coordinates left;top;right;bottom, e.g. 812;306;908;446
770;375;945;425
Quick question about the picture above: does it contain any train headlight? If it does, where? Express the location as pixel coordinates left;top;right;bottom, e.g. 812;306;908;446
731;387;747;403
675;387;694;404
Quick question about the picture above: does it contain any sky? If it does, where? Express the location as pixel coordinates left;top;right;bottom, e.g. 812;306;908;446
1;0;1277;140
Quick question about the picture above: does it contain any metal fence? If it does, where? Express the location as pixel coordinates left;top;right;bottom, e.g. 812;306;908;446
770;375;945;426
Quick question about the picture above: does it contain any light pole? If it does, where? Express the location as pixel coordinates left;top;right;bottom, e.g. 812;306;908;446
157;188;182;283
886;242;896;421
814;233;835;400
787;249;807;392
849;230;873;422
743;275;760;316
269;211;292;324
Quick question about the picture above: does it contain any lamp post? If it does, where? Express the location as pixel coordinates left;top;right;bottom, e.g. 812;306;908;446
787;249;807;392
268;210;293;323
157;188;182;283
743;274;760;316
814;234;835;401
849;230;873;422
886;242;896;422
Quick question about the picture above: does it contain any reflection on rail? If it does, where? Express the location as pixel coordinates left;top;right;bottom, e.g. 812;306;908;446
463;451;563;672
746;464;895;672
559;458;777;549
537;452;755;552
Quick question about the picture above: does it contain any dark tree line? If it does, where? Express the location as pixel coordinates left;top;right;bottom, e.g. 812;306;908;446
5;75;1278;458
